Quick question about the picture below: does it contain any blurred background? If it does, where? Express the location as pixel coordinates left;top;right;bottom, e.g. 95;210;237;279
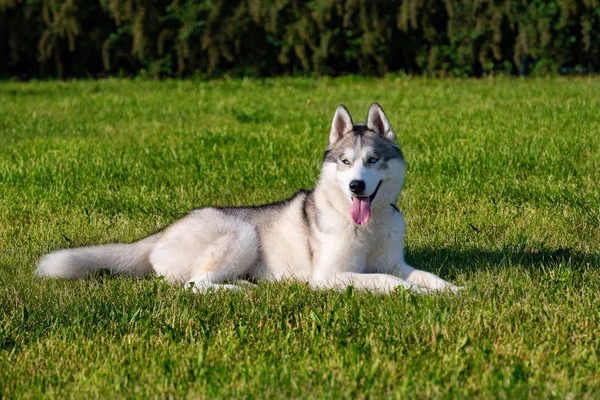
0;0;598;79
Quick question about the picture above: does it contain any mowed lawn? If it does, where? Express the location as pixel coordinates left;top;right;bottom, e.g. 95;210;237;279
1;77;599;398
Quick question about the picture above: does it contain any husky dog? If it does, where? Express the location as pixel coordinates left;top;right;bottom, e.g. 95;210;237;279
37;104;459;293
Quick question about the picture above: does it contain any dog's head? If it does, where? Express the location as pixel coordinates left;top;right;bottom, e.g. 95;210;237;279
321;103;405;225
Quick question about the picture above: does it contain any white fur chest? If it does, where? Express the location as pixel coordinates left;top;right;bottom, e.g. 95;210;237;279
313;204;405;276
365;206;406;273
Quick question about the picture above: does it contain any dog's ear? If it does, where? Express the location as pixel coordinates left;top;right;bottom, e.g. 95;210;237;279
367;103;395;142
329;105;353;146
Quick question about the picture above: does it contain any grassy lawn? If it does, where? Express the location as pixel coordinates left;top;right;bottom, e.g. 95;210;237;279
1;77;599;398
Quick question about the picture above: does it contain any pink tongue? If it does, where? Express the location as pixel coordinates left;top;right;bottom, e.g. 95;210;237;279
351;197;372;225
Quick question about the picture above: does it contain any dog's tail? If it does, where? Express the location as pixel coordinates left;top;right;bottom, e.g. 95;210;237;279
36;234;161;279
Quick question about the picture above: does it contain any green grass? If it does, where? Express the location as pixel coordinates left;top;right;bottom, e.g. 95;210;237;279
1;77;600;398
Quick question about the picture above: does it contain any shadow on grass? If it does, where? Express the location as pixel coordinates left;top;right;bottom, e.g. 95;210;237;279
406;246;599;276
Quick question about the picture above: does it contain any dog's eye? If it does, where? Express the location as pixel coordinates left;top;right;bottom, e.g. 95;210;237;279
368;157;379;164
342;159;350;165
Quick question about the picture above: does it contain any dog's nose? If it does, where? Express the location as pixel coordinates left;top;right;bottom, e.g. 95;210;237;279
349;180;366;194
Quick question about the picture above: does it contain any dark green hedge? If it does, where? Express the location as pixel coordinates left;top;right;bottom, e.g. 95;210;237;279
1;0;599;78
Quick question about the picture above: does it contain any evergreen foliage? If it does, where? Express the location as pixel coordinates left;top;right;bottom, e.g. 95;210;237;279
1;0;598;78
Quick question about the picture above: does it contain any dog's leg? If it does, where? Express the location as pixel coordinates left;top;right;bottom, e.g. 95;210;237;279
234;280;258;288
183;237;256;293
311;232;420;292
185;279;243;293
396;262;461;292
313;272;421;293
182;231;259;293
185;278;258;293
150;210;260;292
